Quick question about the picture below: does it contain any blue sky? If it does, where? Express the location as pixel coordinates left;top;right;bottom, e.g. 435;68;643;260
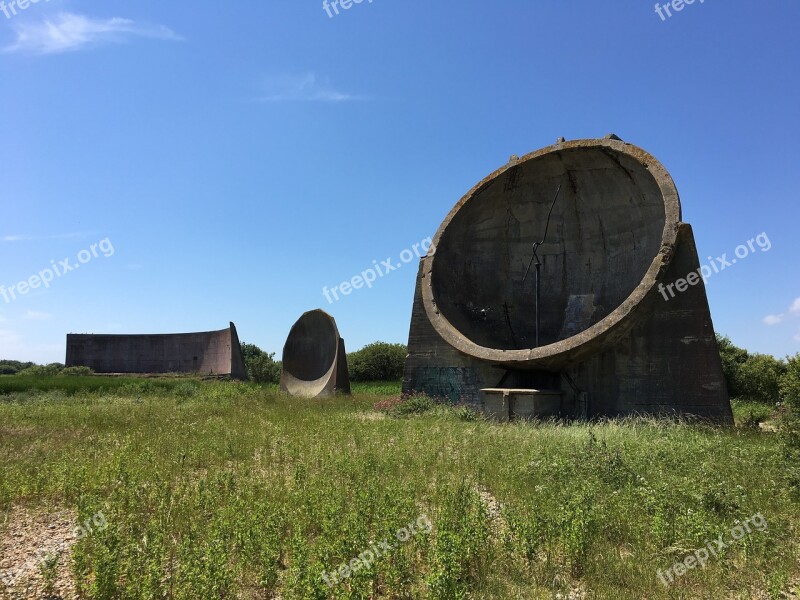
0;0;798;363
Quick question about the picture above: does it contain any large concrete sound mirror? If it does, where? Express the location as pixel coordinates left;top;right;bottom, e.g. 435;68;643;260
402;136;733;423
65;322;248;379
280;309;351;398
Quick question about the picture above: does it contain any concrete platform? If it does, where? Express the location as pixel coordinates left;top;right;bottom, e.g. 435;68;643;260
480;388;563;421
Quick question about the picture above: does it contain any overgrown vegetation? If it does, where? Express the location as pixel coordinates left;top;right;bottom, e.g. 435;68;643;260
0;375;205;396
1;339;797;596
347;342;407;382
237;340;408;384
0;360;35;376
778;354;800;502
59;366;95;377
717;334;792;405
780;354;800;408
0;378;798;598
240;343;281;384
0;361;93;378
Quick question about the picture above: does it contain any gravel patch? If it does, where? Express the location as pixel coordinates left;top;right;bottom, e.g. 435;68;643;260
0;507;79;600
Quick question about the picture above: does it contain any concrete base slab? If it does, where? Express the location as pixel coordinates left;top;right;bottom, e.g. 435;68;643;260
481;388;563;421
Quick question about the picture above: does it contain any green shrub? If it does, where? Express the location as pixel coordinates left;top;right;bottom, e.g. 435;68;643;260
60;366;95;376
16;363;64;377
716;336;787;404
732;399;773;429
348;342;407;381
248;353;281;384
240;343;281;383
392;393;435;416
240;343;265;364
780;353;800;409
717;335;750;397
736;353;785;404
0;360;34;375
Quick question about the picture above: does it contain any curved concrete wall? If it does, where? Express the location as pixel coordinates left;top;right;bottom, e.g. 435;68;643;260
404;136;732;423
422;137;681;368
65;322;247;379
280;310;350;398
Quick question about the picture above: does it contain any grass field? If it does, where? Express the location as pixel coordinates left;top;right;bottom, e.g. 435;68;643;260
1;377;798;599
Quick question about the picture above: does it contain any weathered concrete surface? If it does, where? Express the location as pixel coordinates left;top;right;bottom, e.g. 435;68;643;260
481;388;563;421
65;322;248;379
280;309;350;398
403;136;733;423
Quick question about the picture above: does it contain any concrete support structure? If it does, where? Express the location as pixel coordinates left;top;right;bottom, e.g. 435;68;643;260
402;136;733;423
65;322;247;379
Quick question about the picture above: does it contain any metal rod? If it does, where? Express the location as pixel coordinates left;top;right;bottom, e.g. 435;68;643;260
523;182;563;347
523;183;562;284
535;261;541;347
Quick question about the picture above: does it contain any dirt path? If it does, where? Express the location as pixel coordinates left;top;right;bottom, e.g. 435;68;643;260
0;507;79;600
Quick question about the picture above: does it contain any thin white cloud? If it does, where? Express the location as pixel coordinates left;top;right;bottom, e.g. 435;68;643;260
256;73;366;103
763;314;784;326
762;298;800;328
4;13;181;55
24;310;54;321
2;232;92;242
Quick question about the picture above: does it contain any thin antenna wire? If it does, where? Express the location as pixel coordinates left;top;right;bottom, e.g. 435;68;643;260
522;181;563;348
523;183;562;283
539;183;561;246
